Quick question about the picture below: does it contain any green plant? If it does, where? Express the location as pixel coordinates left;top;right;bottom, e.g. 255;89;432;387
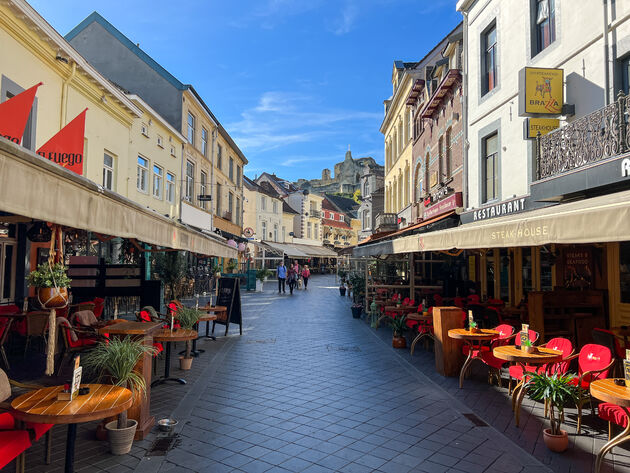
522;338;533;347
338;269;348;282
83;336;157;428
226;260;238;273
27;262;71;288
176;306;202;360
524;372;578;436
153;251;187;300
348;272;366;304
469;320;477;329
256;268;272;282
389;314;407;337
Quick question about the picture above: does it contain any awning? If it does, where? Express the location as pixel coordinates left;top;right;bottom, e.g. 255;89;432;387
353;189;630;257
293;243;338;258
263;241;309;258
0;138;237;258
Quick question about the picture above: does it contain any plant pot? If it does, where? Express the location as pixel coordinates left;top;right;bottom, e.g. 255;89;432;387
179;356;193;370
339;287;346;296
256;280;264;292
543;428;568;452
470;327;481;334
105;419;138;455
351;306;362;318
38;287;68;309
392;336;407;349
522;345;537;354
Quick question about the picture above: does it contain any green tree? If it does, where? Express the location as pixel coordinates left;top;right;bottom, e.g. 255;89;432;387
153;251;188;300
352;189;361;204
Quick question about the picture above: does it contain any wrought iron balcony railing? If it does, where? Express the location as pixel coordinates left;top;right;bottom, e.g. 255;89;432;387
536;92;630;180
375;213;397;231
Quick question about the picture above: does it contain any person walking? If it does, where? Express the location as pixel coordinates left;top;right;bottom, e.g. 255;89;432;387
287;263;298;295
302;265;311;290
277;261;287;294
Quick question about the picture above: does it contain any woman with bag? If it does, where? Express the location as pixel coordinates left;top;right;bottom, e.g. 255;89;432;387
301;265;311;290
287;263;298;295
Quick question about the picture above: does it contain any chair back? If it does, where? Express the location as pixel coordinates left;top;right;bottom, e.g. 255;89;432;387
433;294;443;306
487;298;505;307
592;328;621;358
545;337;574;375
25;311;49;336
515;329;539;346
467;294;480;305
454;297;465;308
0;368;10;403
578;344;613;381
0;317;12;346
402;297;410;305
92;298;105;318
0;305;19;315
493;324;515;345
137;307;159;323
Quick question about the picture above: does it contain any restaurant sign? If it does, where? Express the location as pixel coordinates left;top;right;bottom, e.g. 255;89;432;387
525;118;559;138
460;195;530;224
423;192;462;219
519;67;563;115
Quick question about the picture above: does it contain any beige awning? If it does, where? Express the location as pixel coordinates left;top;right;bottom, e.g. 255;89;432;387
292;243;338;258
263;241;309;258
0;139;236;258
354;189;630;257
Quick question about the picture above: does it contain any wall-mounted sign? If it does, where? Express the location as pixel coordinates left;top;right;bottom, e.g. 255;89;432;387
525;118;560;138
243;227;254;238
423;192;462;220
430;171;438;188
460;195;530;224
519;67;563;115
562;246;593;289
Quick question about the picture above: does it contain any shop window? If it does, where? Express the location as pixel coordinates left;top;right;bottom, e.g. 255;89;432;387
500;248;509;301
620;242;630;303
540;247;554;291
486;252;496;299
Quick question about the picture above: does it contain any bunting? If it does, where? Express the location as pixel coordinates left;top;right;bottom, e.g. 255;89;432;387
0;82;42;145
37;109;87;175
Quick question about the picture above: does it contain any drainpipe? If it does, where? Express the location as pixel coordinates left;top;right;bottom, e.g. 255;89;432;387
60;61;77;128
179;142;185;223
603;0;610;105
210;128;217;231
462;11;470;208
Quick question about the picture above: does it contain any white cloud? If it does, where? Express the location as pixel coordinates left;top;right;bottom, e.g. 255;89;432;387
332;2;359;35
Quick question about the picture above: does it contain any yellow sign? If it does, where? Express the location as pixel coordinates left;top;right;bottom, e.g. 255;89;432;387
520;67;563;115
527;118;559;138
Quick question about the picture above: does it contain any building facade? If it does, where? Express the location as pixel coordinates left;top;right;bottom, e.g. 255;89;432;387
243;176;284;243
357;165;385;240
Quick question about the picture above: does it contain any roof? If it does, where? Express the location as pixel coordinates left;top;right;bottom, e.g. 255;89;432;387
324;194;359;218
282;201;298;215
257;172;298;195
322;218;351;230
357;230;396;246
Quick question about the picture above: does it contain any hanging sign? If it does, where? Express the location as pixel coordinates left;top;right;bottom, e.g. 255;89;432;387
0;82;42;144
519;67;563;115
37;109;87;175
525;118;560;138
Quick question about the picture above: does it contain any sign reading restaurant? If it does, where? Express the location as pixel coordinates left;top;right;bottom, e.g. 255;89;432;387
518;67;564;116
460;195;530;224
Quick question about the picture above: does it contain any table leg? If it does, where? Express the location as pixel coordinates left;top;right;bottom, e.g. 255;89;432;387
596;406;630;473
204;321;216;340
179;323;205;357
65;423;77;473
459;341;474;389
151;341;186;386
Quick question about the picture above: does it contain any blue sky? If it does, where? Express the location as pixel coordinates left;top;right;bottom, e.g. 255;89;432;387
30;0;460;182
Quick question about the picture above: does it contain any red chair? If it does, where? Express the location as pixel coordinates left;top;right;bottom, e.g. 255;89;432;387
1;305;24;337
599;403;628;440
454;297;465;308
507;329;542;393
136;308;164;355
592;328;628;377
56;317;100;376
474;324;517;386
92;297;105;318
0;317;13;370
565;344;614;434
467;294;481;305
433;294;443;306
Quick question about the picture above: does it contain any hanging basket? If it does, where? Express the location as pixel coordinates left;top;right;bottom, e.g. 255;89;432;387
38;287;69;309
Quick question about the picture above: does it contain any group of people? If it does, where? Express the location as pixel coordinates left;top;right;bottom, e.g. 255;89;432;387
276;260;311;295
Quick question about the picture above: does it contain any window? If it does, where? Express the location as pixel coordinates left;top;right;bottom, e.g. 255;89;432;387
166;173;175;204
482;23;498;95
216;183;222;214
438;136;444;181
236;166;241;187
424;153;430;195
273;224;278;242
141;123;149;137
201;127;208;156
236;197;241;225
261;196;267;211
307;222;312;239
621;242;630;303
363;210;370;229
228;192;233;220
157;135;164;148
103;153;114;190
273;201;278;214
187;112;195;144
314;223;319;239
137;156;148;192
364;180;370;196
533;0;555;55
483;132;499;203
170;145;176;156
185;160;194;202
262;221;267;241
229;157;234;181
153;164;163;199
282;226;286;242
445;128;452;179
217;144;222;170
621;56;630;95
338;214;342;221
200;171;207;209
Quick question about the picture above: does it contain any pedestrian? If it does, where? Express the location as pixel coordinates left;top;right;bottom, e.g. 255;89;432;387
287;263;297;295
277;260;286;294
302;264;311;290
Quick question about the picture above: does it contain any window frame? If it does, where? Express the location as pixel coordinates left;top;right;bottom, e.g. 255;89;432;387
482;132;499;204
103;153;114;191
532;0;556;56
200;171;207;209
229;157;234;181
166;172;176;204
152;164;163;200
185;160;195;202
187;112;195;145
217;144;223;170
201;127;208;157
136;156;149;193
481;22;498;96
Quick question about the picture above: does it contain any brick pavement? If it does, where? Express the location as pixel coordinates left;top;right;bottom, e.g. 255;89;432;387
11;274;623;472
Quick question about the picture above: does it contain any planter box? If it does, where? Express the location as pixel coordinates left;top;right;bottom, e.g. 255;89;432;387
256;280;264;292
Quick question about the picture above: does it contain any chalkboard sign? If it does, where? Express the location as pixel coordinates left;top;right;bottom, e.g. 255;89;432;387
212;277;243;336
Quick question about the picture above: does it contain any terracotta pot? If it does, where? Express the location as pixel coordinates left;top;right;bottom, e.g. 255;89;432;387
38;287;68;309
392;336;407;349
179;356;193;370
543;428;568;452
522;345;537;354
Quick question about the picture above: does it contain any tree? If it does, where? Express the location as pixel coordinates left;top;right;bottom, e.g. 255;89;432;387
352;189;361;204
153;251;188;300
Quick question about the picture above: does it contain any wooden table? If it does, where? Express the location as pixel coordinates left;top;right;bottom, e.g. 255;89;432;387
11;384;132;473
591;379;630;472
408;313;433;355
200;305;226;339
493;345;563;426
448;328;499;388
151;329;198;387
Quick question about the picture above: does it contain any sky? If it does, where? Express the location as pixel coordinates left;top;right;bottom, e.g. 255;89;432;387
29;0;461;182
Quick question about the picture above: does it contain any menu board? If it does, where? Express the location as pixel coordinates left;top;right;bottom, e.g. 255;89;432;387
212;277;243;336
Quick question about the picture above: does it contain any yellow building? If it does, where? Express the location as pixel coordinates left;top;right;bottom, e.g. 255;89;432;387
381;61;415;221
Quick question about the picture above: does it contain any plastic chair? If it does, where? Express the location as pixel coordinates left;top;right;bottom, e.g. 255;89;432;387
23;311;49;358
599;403;628;440
566;344;614;434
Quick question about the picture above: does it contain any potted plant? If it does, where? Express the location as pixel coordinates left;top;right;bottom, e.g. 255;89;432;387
27;262;71;308
256;268;272;292
226;259;238;274
389;314;407;348
521;338;536;354
83;337;157;455
339;283;346;296
524;371;578;452
351;303;362;318
469;320;480;334
176;306;201;370
153;251;187;301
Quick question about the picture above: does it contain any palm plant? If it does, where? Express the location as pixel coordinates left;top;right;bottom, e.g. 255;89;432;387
83;337;157;428
524;371;579;436
153;251;187;300
176;306;202;358
389;314;407;337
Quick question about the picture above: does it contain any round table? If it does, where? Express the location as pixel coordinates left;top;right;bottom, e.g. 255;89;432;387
493;345;563;426
590;378;630;472
151;329;198;386
11;384;132;473
408;314;433;355
200;305;227;339
448;328;499;389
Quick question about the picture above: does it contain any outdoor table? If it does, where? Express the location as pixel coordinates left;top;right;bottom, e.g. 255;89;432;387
199;305;226;339
151;329;197;386
11;384;132;473
409;313;433;355
493;345;563;426
590;378;630;473
448;328;499;389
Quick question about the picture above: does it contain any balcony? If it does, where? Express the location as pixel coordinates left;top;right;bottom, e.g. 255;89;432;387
375;213;397;232
536;93;630;180
309;209;321;218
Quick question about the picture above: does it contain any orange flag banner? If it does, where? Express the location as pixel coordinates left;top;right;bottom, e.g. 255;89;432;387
37;109;87;175
0;82;42;145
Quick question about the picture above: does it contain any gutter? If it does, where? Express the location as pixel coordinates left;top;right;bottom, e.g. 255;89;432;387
462;10;470;209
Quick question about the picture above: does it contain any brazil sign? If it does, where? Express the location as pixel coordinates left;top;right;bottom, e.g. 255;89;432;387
519;67;563;115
